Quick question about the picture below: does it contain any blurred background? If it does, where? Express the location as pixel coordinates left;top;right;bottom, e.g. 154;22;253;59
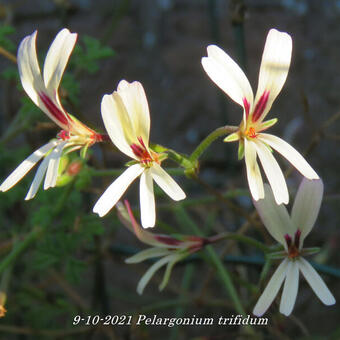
0;0;339;339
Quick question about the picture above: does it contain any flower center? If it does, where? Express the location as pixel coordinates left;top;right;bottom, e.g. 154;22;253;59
245;127;257;139
57;130;70;140
130;137;159;167
285;229;301;259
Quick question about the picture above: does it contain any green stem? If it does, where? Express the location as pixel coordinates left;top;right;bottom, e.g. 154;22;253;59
165;149;194;169
189;125;238;162
0;227;42;275
169;264;195;340
209;232;270;253
205;245;247;316
175;206;247;318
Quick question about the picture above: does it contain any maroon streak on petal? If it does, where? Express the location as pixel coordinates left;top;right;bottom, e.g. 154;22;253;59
252;90;270;122
284;234;292;248
154;235;181;246
39;92;70;126
130;143;145;158
94;133;110;142
137;136;147;149
243;97;250;119
294;229;301;248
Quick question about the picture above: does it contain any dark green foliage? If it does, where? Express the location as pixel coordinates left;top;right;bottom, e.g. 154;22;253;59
0;25;16;52
72;35;115;74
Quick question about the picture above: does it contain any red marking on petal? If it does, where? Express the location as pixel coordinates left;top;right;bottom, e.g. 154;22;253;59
294;229;301;248
285;232;301;259
243;97;250;119
284;234;292;248
57;130;70;140
130;143;145;158
39;92;70;126
93;133;110;142
124;200;140;231
137;136;147;150
154;235;181;246
131;137;154;165
252;90;270;122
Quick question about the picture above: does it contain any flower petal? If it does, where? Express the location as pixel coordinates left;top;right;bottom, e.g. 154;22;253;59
254;140;289;205
43;29;77;96
244;139;264;201
298;258;335;306
253;29;292;122
259;133;319;180
253;258;289;316
101;93;136;159
201;45;254;111
292;178;323;245
279;260;299;316
0;141;57;192
17;31;45;109
140;170;156;229
93;164;144;217
150;163;186;201
117;80;150;145
253;184;294;246
17;31;70;131
25;148;56;200
125;247;171;264
136;253;178;295
44;140;67;190
159;253;187;291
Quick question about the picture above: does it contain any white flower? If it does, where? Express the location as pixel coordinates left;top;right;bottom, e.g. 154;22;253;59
117;201;204;294
252;178;335;316
93;80;186;228
0;29;104;200
201;28;318;205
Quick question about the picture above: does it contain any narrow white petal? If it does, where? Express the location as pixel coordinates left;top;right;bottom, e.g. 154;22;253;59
25;149;56;200
253;184;294;246
139;171;156;229
0;141;57;192
17;31;45;108
253;259;289;316
136;254;177;295
44;140;67;189
125;247;171;264
244;139;264;201
202;45;254;109
279;261;299;316
259;133;319;180
292;178;323;245
117;80;150;144
93;164;144;217
17;31;70;130
254;140;289;205
298;258;335;305
150;163;186;201
254;29;292;122
101;93;136;159
43;29;77;94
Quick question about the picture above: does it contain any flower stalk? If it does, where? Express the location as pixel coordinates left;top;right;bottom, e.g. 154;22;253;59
189;125;238;163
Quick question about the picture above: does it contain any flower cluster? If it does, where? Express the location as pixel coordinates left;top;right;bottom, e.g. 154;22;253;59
0;28;335;318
